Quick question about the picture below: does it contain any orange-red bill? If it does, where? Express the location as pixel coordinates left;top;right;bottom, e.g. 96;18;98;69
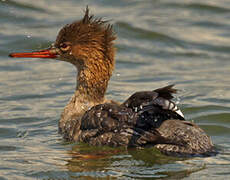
9;49;57;59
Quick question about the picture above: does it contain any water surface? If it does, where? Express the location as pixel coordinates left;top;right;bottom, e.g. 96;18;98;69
1;0;230;179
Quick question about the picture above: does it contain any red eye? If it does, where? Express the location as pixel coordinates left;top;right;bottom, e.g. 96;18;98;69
59;42;71;52
60;43;67;48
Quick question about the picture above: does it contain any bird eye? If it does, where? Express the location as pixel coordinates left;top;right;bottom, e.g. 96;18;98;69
59;42;71;52
61;43;67;48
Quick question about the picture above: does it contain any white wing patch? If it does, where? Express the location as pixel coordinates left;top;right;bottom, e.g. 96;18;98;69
155;97;185;118
175;109;184;118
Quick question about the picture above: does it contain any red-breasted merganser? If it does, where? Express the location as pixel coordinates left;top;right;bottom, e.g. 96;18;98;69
9;7;216;156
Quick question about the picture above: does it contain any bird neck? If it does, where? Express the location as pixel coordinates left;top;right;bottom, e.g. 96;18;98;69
75;60;113;103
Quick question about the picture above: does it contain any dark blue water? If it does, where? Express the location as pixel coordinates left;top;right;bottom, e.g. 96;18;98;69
1;0;230;179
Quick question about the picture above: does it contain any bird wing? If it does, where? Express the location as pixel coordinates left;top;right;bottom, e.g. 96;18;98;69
76;85;185;147
122;84;184;122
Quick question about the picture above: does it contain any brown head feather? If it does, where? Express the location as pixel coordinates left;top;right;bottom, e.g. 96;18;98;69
54;7;116;102
55;7;116;68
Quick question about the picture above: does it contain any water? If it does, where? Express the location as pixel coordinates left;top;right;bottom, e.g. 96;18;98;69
1;0;230;179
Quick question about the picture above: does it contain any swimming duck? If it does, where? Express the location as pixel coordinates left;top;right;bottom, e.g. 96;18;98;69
9;7;216;156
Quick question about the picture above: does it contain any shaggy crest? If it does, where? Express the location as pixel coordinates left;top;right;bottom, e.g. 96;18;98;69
55;7;116;65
